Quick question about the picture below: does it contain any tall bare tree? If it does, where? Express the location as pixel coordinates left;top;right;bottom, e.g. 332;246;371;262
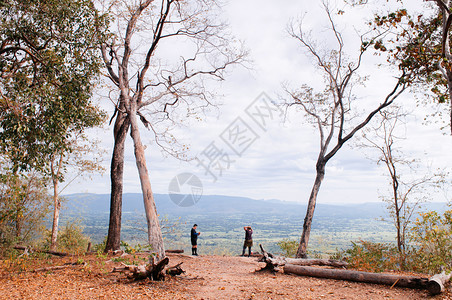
360;109;446;269
285;2;411;258
99;0;245;255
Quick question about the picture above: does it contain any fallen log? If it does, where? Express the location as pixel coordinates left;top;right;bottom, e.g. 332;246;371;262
427;271;452;295
165;249;184;254
34;262;86;272
257;244;347;272
285;258;348;268
14;246;69;257
284;264;430;290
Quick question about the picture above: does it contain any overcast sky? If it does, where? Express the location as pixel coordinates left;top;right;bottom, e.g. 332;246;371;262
63;0;452;205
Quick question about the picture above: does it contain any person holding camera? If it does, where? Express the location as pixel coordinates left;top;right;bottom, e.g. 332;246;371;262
241;226;253;257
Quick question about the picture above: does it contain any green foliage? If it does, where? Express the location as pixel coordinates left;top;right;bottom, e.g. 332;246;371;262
55;221;90;255
329;248;346;261
95;250;107;259
409;210;452;273
120;241;153;254
371;7;451;129
76;257;85;265
92;236;107;254
345;240;400;273
0;0;108;174
111;255;147;266
344;210;452;274
0;169;51;257
277;239;298;258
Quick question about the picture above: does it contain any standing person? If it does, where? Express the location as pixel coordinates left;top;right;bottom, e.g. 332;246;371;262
241;226;253;257
191;224;201;256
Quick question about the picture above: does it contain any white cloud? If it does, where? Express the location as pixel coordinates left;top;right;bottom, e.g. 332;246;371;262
62;0;452;206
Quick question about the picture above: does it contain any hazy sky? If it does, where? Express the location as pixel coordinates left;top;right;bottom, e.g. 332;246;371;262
63;0;452;205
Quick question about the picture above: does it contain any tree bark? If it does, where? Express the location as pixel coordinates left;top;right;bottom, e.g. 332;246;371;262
296;162;325;258
444;4;452;135
285;258;348;268
105;111;129;252
448;72;452;135
129;105;165;259
165;249;184;254
50;189;61;252
50;154;63;251
283;264;430;290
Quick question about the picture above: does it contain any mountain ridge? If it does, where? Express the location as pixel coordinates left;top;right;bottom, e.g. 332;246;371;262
61;193;449;219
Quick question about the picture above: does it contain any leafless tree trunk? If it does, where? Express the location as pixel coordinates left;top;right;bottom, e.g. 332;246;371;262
129;103;165;257
100;0;245;256
297;163;325;258
105;110;129;252
286;2;410;258
50;154;63;251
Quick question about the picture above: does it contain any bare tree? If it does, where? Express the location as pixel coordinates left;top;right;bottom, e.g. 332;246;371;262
360;109;446;269
285;2;411;258
49;134;106;251
99;0;245;256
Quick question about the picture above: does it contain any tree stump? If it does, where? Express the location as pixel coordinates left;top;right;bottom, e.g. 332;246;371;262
166;262;185;276
112;256;169;281
257;244;285;273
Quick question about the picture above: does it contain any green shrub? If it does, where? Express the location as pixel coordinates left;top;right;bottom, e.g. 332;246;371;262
92;236;107;253
409;210;452;274
277;239;298;258
345;240;400;272
344;209;452;275
329;248;346;261
0;171;51;257
120;241;152;254
56;221;90;254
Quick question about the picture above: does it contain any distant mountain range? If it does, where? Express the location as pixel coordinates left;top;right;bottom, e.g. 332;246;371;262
62;193;449;219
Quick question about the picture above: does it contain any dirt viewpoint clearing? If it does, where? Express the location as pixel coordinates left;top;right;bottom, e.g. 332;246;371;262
1;253;450;299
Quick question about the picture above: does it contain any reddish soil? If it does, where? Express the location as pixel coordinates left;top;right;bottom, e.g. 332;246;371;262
1;253;450;299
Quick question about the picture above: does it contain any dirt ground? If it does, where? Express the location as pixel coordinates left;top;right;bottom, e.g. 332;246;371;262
1;253;451;300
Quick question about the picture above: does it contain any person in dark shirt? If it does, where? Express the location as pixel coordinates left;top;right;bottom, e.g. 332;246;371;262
191;224;201;256
241;226;253;257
